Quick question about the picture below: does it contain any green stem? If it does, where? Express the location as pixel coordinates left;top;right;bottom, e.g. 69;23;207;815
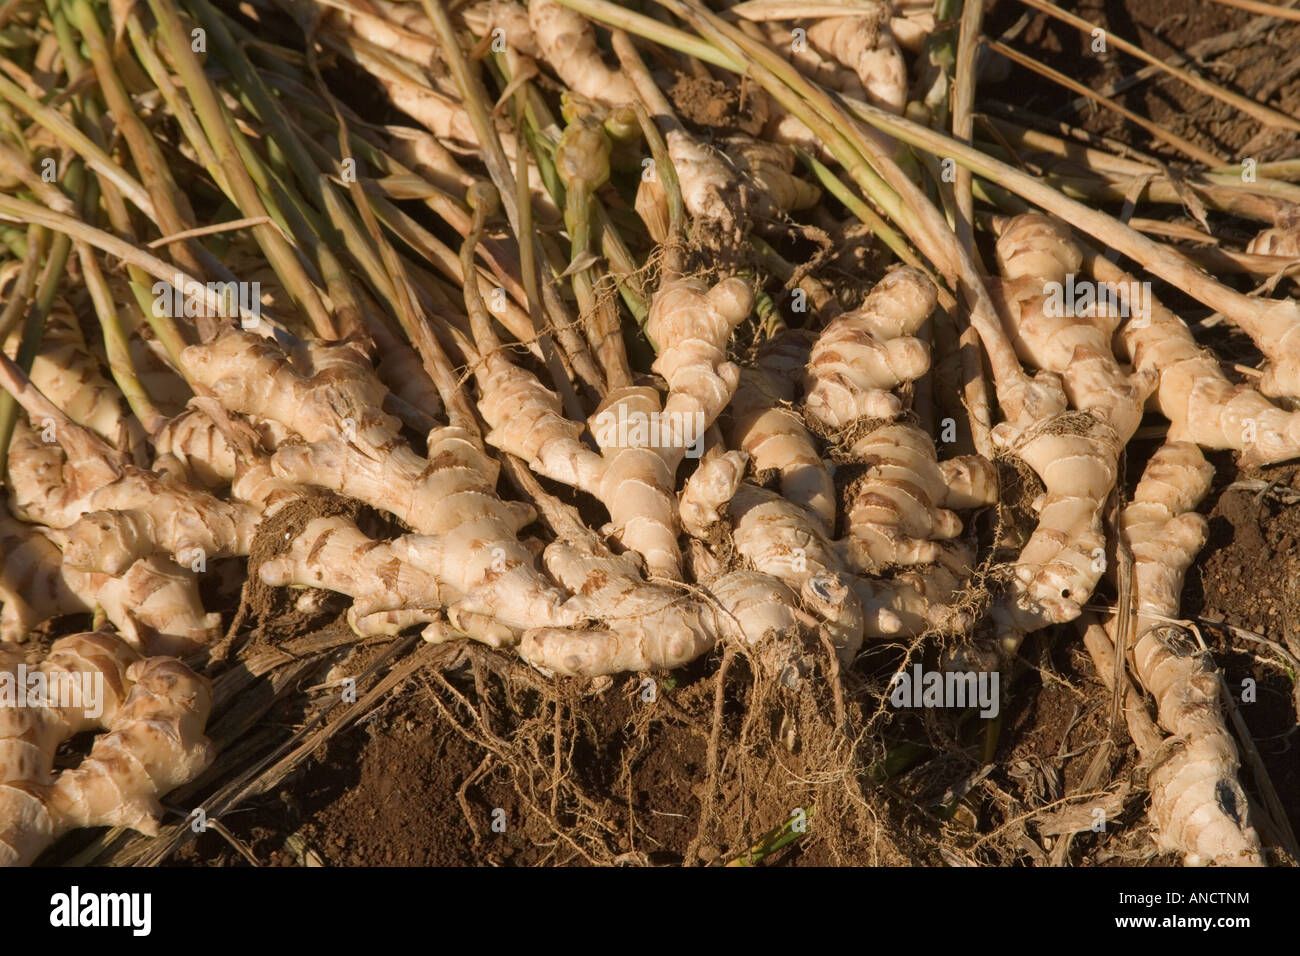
0;193;270;329
145;0;336;338
0;72;154;214
0;164;82;472
423;0;600;396
0;224;45;342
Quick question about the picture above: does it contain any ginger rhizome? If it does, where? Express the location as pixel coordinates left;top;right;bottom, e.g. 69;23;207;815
729;330;836;533
1087;249;1300;466
989;214;1154;650
180;329;576;640
767;3;907;114
146;240;984;678
0;632;213;866
800;267;994;640
528;0;638;109
803;267;933;429
0;363;226;654
0;510;90;644
669;263;995;650
1081;443;1261;866
838;423;995;572
738;1;907;159
992;212;1300;655
4;299;142;455
477;269;753;582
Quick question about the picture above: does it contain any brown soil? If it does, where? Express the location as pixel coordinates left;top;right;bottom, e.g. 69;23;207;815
984;0;1300;164
666;72;768;137
1186;460;1300;837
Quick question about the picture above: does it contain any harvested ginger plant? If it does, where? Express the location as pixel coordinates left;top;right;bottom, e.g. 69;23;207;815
0;0;1296;870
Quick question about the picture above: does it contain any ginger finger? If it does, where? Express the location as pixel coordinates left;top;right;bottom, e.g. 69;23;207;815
1088;442;1261;866
725;135;822;215
838;423;966;572
588;386;681;579
1;495;217;654
5;415;123;529
803;266;934;430
850;543;975;639
648;275;753;474
47;655;213;839
803;6;907;114
0;510;88;643
62;557;222;657
1082;249;1300;467
51;476;261;575
258;515;448;630
3;298;143;456
729;330;836;532
528;0;638;108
